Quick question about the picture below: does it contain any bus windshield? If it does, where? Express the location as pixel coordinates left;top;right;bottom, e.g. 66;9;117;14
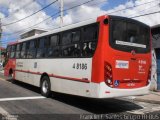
110;17;150;53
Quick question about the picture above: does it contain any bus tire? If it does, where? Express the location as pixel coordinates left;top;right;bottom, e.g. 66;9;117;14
40;76;51;97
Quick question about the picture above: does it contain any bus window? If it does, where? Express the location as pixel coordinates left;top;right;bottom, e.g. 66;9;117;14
50;35;59;47
36;37;46;58
82;24;99;57
6;45;11;58
71;30;81;57
61;31;71;57
110;19;150;53
112;20;126;42
21;42;27;59
7;45;11;52
27;40;36;59
10;45;16;58
15;43;22;59
83;25;98;42
62;32;72;45
48;34;60;57
72;31;80;42
61;31;79;57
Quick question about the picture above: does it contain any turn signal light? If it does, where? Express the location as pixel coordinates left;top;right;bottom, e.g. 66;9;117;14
104;62;113;87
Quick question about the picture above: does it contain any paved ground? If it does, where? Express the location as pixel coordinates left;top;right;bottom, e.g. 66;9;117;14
0;72;160;120
134;91;160;104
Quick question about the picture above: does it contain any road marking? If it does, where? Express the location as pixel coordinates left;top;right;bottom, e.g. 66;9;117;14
0;107;9;115
0;107;18;120
0;96;46;102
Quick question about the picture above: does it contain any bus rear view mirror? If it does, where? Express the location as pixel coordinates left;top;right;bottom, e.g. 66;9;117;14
104;18;109;25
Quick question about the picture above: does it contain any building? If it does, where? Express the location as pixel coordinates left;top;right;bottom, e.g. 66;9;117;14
151;24;160;91
20;28;48;39
0;47;5;63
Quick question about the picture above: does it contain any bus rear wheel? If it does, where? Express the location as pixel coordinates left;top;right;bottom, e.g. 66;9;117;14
41;76;51;97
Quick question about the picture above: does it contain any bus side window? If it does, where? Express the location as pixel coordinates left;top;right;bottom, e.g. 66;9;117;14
61;30;81;58
61;31;72;57
27;40;36;59
6;45;11;58
10;45;16;58
47;34;60;58
72;30;81;57
36;37;46;58
44;37;49;58
21;42;27;59
16;43;22;59
82;24;98;57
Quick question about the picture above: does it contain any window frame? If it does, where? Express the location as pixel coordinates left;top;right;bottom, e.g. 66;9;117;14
7;22;99;59
81;23;99;58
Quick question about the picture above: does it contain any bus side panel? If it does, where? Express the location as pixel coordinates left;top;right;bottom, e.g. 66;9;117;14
39;58;92;97
50;77;91;97
4;59;16;77
15;58;94;97
15;59;40;86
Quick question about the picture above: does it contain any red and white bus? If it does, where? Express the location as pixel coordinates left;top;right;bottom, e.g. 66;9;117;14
4;15;151;98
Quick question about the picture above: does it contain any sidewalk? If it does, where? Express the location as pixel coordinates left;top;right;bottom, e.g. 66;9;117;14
134;91;160;104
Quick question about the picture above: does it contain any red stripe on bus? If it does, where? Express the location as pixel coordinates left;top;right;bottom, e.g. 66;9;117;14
14;69;90;83
14;69;42;75
49;74;90;83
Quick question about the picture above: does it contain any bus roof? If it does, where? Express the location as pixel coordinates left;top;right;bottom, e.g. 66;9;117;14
17;18;97;43
8;41;18;45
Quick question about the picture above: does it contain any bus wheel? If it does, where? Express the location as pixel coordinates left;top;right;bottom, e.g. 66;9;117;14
41;76;51;97
8;73;13;80
8;70;14;83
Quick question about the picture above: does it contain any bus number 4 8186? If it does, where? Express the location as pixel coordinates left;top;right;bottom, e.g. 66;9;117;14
72;63;87;70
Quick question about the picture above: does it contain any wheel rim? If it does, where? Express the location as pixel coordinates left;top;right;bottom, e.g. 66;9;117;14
42;80;48;94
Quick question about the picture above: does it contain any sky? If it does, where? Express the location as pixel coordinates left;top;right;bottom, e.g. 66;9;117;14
0;0;160;47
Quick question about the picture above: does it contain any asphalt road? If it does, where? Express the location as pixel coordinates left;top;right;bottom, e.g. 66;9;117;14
0;72;160;120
